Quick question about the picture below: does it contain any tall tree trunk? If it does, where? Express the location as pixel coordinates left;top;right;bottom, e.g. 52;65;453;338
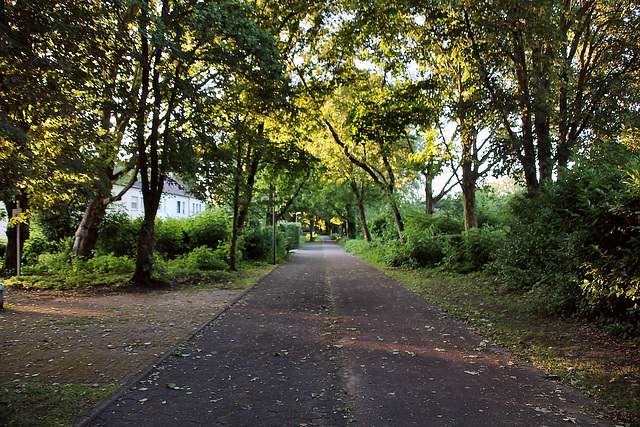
425;177;435;215
346;205;357;239
461;184;478;231
228;136;262;271
72;196;108;258
457;99;479;231
387;191;405;243
349;180;372;242
2;193;29;276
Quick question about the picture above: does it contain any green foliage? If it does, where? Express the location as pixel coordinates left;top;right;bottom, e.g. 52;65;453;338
489;155;640;330
279;222;302;251
23;227;73;267
240;226;287;263
82;254;135;275
95;211;140;258
368;213;399;242
169;246;228;272
185;209;231;250
15;250;134;290
154;217;189;260
443;227;507;273
346;211;500;273
436;191;510;228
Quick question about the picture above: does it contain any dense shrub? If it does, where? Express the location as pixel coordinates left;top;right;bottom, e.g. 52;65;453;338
344;211;501;273
489;155;640;329
169;246;227;271
280;222;302;251
241;226;287;263
95;211;140;258
23;227;73;266
155;217;189;259
185;209;231;250
369;213;399;242
83;254;135;275
444;227;507;273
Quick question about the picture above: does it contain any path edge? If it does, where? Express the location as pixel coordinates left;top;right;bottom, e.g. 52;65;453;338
73;260;287;427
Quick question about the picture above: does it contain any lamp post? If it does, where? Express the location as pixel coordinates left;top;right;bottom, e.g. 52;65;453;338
295;212;301;222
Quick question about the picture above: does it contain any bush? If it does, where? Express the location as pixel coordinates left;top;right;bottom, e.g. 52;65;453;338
185;209;231;250
443;227;507;273
22;225;63;266
15;251;134;290
169;246;227;272
369;213;399;242
95;211;140;258
241;225;287;263
155;217;189;259
488;154;640;328
84;254;135;275
280;222;302;251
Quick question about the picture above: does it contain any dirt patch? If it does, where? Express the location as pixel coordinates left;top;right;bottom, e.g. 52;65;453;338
0;286;244;386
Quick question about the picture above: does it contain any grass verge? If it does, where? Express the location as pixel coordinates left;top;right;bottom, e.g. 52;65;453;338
0;382;118;427
355;251;640;426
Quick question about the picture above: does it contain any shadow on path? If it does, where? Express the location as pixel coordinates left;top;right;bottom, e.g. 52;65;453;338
86;238;609;426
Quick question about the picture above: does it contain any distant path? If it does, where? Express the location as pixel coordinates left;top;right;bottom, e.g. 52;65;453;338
87;238;609;426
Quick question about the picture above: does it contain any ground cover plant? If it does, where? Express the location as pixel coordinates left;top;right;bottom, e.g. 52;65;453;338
2;210;297;292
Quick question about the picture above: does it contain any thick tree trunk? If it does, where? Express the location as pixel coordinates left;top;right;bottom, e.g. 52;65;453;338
72;196;108;258
132;177;162;286
425;178;435;215
2;195;30;276
461;184;478;231
132;211;156;286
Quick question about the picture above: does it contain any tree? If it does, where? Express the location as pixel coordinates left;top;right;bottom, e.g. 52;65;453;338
71;3;140;258
1;0;103;274
300;69;438;242
125;0;286;284
461;0;640;189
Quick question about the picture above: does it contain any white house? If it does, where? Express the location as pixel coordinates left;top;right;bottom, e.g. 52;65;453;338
112;175;206;219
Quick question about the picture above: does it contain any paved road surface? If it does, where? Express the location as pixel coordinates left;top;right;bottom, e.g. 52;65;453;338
86;239;609;426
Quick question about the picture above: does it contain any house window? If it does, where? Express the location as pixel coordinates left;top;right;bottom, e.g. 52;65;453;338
131;196;138;211
177;201;181;214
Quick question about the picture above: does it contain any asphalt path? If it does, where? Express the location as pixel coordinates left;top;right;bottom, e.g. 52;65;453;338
86;238;609;426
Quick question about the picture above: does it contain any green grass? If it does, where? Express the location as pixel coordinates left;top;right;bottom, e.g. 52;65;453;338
174;261;276;292
354;250;640;425
0;382;118;426
2;259;276;293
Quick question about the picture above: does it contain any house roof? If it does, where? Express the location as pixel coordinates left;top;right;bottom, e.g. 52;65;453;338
114;168;194;197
